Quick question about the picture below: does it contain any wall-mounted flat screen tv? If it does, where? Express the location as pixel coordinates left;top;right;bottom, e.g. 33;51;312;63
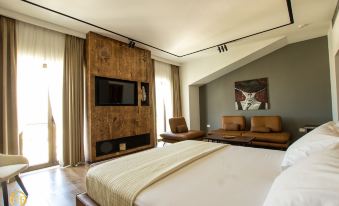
95;76;138;106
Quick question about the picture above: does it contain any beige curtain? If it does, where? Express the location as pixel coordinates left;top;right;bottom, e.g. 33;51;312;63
171;65;182;117
63;35;85;166
151;60;157;144
0;16;19;155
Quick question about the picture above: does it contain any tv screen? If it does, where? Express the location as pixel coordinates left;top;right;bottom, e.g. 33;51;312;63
95;76;138;106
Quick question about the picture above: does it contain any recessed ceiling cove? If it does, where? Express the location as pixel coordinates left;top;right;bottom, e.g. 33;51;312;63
3;0;293;57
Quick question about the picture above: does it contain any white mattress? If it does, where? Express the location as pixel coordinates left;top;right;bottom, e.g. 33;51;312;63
134;145;285;206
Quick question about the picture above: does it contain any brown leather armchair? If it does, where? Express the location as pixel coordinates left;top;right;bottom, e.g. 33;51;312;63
160;117;206;143
242;116;290;149
209;116;246;136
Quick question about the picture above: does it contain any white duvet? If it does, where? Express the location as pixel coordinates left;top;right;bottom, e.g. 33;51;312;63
86;141;226;206
133;146;284;206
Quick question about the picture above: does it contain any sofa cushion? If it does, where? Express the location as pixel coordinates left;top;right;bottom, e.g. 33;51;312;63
242;132;290;144
251;116;282;132
209;129;243;136
169;117;188;133
176;125;188;133
223;123;240;131
221;116;246;130
160;130;206;141
251;126;271;133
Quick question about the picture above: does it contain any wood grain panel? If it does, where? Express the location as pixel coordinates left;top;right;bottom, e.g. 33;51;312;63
86;32;155;162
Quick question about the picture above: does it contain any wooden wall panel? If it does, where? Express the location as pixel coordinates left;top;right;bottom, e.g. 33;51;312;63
86;32;155;162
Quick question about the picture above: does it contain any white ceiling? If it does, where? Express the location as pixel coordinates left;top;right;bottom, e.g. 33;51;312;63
0;0;337;63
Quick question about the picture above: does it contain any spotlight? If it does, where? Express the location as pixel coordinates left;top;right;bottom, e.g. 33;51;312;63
217;44;228;53
128;40;136;48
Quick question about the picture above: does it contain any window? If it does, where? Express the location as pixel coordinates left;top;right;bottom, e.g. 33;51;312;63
16;21;65;168
154;61;173;139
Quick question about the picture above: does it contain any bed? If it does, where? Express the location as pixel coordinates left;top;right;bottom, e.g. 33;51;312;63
133;146;284;206
77;142;284;206
77;121;339;206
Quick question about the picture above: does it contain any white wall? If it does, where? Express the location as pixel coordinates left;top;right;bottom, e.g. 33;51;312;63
332;13;339;53
188;86;200;130
180;36;287;129
328;13;339;121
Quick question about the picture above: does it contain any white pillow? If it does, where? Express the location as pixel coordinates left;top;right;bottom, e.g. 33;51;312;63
280;121;339;169
264;144;339;206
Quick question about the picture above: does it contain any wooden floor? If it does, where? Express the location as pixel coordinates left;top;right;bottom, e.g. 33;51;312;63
0;165;89;206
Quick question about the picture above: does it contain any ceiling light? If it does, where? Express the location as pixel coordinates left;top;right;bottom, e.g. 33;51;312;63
217;44;228;53
128;40;136;48
224;44;228;51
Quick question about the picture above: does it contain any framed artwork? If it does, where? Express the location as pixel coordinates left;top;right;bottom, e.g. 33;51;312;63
234;78;269;110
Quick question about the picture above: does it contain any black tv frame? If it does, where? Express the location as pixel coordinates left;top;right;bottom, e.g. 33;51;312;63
95;76;138;106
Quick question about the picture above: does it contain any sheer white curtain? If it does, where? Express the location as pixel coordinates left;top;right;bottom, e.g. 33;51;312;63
154;61;173;138
16;21;65;164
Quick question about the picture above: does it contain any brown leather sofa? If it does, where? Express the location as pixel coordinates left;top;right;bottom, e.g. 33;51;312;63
209;115;290;149
160;117;206;143
209;116;246;136
242;116;290;149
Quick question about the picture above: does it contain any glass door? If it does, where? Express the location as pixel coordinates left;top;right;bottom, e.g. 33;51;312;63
18;63;57;170
16;22;65;170
154;61;173;141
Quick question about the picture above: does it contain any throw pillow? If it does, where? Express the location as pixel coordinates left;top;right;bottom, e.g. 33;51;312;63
280;121;339;169
263;143;339;206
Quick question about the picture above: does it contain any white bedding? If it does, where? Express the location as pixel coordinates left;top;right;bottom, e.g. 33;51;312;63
86;141;226;206
133;145;284;206
264;144;339;206
281;121;339;169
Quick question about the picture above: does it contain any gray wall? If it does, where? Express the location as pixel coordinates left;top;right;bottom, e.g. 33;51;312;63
199;37;332;141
